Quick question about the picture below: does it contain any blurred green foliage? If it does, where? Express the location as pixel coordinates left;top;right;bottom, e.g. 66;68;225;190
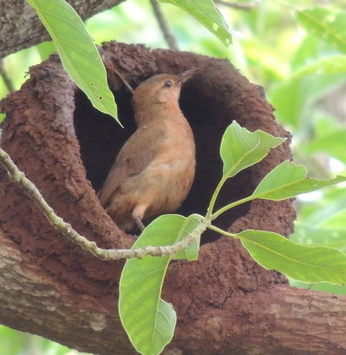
1;0;346;354
0;325;89;355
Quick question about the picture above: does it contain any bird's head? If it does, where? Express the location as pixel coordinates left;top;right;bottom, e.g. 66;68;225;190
132;69;197;109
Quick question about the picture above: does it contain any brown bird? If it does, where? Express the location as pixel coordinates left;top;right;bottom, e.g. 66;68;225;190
98;70;196;232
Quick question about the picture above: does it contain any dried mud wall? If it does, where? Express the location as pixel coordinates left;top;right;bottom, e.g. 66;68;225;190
0;42;296;354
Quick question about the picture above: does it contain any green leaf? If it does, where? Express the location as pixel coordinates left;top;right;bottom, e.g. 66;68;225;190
269;75;345;129
291;55;346;80
252;160;346;200
298;186;346;226
220;121;285;178
306;129;346;164
172;214;201;260
291;35;321;71
296;8;346;53
119;214;198;355
36;41;55;61
290;222;346;252
290;279;346;295
159;0;232;46
26;0;119;122
269;79;307;128
291;208;346;252
239;230;346;284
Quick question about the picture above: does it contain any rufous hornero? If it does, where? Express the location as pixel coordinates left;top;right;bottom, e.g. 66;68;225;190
98;69;197;232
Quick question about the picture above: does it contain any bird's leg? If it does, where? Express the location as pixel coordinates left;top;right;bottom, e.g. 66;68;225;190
133;216;146;232
132;205;147;232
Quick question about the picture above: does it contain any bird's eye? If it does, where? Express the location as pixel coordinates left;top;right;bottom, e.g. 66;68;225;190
163;81;172;88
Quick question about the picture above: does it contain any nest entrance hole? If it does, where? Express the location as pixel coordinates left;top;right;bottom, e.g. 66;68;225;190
74;77;252;241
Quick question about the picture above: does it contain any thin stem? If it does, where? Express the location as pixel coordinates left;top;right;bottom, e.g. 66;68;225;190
149;0;179;50
208;224;237;238
211;194;256;220
0;147;208;260
206;175;228;219
112;68;134;94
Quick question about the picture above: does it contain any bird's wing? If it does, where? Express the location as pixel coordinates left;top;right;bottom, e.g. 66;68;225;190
97;124;165;206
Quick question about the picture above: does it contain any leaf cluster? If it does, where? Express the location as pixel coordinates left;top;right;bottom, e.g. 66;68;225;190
119;122;346;355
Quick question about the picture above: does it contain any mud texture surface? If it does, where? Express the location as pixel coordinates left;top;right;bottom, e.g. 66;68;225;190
0;42;295;321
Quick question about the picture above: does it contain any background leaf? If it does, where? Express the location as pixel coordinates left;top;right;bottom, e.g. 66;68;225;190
291;55;346;79
296;8;346;53
291;222;346;252
252;160;346;200
305;129;346;164
239;230;346;285
158;0;233;46
26;0;119;122
269;74;344;130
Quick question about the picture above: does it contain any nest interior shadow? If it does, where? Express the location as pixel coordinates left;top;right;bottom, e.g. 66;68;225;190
0;42;295;298
74;67;252;242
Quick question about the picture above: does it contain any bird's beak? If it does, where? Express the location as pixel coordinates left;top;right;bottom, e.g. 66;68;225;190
179;68;199;84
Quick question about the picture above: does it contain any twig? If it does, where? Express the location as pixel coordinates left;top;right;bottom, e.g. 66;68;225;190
149;0;179;50
112;68;134;94
0;147;206;260
215;0;259;11
0;59;15;92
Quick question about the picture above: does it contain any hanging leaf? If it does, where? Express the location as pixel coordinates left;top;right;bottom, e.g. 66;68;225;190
119;214;201;355
26;0;119;123
159;0;233;46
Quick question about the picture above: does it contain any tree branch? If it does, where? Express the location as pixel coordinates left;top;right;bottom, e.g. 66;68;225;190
149;0;179;50
1;227;346;355
0;0;126;58
0;147;205;259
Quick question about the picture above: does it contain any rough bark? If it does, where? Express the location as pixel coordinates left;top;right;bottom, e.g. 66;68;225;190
1;227;346;355
0;42;345;354
0;0;125;58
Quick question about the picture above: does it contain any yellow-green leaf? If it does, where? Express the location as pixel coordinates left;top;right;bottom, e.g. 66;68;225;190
26;0;119;123
239;230;346;285
159;0;233;46
220;121;285;178
119;214;201;355
252;160;346;200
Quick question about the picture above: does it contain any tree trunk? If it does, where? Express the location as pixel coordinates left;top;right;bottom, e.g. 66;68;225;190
0;0;125;58
1;42;345;354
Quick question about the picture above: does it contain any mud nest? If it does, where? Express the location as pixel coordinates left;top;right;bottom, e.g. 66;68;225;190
0;42;295;300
